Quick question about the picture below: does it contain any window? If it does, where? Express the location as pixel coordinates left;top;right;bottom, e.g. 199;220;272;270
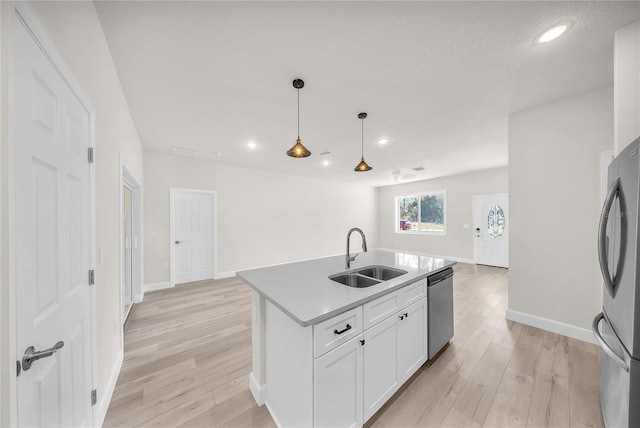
395;191;446;234
487;204;505;238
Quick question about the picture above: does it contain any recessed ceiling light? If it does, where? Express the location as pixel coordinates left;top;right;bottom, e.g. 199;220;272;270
378;139;388;145
536;24;568;44
322;159;331;167
247;141;257;149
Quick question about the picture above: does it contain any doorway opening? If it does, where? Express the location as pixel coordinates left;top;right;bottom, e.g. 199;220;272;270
120;160;142;327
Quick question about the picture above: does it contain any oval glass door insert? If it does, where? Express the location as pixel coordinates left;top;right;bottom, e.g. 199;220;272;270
487;205;505;238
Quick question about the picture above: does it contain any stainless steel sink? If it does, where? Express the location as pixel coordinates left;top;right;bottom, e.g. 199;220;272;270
329;265;408;288
357;265;407;281
329;273;380;288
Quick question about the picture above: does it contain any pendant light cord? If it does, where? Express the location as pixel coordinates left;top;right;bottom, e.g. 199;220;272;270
297;88;300;138
361;118;364;157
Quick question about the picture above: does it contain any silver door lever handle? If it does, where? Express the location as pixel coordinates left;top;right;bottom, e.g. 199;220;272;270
175;240;182;244
22;341;64;371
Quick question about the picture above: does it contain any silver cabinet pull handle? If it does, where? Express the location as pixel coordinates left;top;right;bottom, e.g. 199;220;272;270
22;341;64;371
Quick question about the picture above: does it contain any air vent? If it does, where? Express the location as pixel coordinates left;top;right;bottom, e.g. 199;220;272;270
320;151;332;156
171;146;198;157
412;167;425;172
391;170;401;175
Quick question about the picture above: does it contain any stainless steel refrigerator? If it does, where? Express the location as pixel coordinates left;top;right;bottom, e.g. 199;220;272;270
595;137;640;428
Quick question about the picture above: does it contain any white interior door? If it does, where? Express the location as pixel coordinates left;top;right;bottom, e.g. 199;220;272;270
172;190;214;285
13;9;94;427
122;184;133;321
474;193;509;268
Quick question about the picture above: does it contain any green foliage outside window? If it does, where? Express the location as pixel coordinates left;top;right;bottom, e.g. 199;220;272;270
397;192;446;233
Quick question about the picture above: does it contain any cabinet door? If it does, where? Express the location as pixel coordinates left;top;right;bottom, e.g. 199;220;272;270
363;315;399;421
314;334;363;428
397;298;428;382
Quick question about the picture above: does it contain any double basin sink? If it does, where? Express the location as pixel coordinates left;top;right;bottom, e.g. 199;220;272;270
329;265;408;288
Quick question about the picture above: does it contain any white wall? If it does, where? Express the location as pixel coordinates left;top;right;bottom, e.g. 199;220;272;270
144;151;378;283
614;20;640;154
376;167;508;261
508;85;613;336
24;1;145;421
216;162;377;273
144;150;217;285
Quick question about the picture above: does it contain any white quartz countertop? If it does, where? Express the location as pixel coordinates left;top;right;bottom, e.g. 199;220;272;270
238;249;456;327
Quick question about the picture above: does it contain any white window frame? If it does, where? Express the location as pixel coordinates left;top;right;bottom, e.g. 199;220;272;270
394;190;447;236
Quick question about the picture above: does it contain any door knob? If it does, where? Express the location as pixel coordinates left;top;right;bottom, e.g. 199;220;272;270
21;341;64;371
175;240;183;244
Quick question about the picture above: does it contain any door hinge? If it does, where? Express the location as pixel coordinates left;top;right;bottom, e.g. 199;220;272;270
91;389;97;406
16;360;21;377
360;339;365;346
88;147;94;163
89;269;95;285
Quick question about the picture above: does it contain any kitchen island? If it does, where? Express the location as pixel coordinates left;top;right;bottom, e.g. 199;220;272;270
238;249;455;427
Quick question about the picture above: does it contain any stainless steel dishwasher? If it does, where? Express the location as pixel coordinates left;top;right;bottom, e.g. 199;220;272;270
427;267;454;359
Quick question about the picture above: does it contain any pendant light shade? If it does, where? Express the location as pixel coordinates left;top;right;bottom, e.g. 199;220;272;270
355;158;372;172
286;79;311;158
354;112;372;172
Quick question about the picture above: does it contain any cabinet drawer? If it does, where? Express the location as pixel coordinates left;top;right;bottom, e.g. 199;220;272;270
314;306;363;358
363;290;401;330
401;279;426;307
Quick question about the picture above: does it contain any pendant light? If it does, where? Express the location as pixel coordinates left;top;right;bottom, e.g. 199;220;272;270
354;112;372;172
286;79;311;158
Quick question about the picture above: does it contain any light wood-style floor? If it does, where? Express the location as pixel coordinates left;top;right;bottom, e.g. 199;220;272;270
104;263;604;427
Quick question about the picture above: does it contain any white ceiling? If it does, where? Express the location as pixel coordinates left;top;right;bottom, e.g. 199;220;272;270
94;1;640;187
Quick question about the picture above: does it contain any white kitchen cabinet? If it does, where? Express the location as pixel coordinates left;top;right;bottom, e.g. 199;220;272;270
397;298;428;382
314;306;363;357
363;315;399;421
363;289;401;330
259;281;433;427
314;334;364;428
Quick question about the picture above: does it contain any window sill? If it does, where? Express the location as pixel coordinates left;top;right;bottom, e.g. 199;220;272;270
394;230;447;236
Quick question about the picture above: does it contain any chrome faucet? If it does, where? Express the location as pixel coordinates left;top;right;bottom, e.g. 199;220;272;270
346;227;368;269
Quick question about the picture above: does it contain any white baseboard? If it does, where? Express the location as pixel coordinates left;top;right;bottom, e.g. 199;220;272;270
215;271;237;280
506;309;597;344
97;349;123;427
133;293;144;303
249;372;266;406
143;281;172;292
376;247;475;265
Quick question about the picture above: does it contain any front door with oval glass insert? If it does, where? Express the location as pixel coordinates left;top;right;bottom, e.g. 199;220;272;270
473;193;509;268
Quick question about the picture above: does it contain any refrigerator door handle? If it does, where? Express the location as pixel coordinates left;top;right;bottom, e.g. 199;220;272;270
592;312;629;373
598;176;620;297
